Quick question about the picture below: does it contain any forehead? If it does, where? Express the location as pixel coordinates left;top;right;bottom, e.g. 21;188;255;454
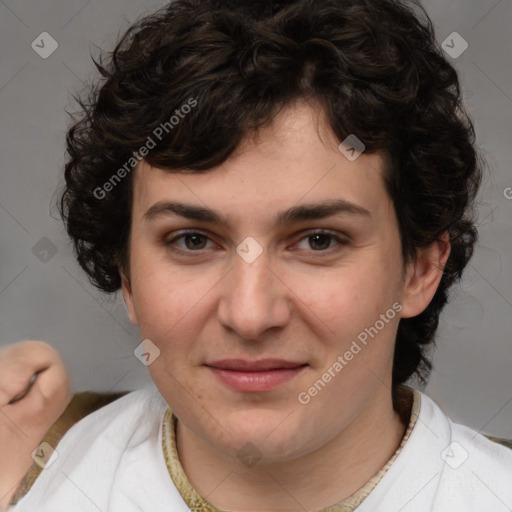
132;101;393;225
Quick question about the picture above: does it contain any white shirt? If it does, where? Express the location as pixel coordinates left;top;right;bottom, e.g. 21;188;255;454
9;383;512;512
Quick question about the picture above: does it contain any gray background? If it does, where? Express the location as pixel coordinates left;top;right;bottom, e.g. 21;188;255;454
0;0;511;437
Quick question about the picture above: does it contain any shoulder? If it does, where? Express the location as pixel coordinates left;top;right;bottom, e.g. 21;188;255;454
419;391;512;511
10;384;170;511
419;390;512;467
44;384;168;452
72;384;167;435
448;418;512;478
46;383;169;463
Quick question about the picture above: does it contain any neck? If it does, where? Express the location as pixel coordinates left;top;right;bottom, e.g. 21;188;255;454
175;386;411;511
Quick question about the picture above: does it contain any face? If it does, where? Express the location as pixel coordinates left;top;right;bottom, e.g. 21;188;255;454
121;100;442;464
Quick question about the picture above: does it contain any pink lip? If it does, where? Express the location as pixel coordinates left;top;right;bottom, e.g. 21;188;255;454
205;359;307;392
206;358;306;371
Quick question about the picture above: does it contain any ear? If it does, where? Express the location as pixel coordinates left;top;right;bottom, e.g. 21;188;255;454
120;267;139;326
400;231;451;319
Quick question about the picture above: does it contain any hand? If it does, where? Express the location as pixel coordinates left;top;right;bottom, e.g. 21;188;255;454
0;341;71;510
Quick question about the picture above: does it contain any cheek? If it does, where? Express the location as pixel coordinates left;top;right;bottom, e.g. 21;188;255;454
128;249;210;338
296;264;395;329
128;261;222;386
291;266;401;376
133;286;204;351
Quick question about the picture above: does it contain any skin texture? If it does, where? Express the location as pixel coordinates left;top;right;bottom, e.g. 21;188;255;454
0;341;71;510
121;100;451;511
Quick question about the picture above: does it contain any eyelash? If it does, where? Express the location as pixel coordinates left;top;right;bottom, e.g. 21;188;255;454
164;229;349;257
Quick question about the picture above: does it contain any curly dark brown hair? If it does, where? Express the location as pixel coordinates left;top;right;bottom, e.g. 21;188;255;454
59;0;483;388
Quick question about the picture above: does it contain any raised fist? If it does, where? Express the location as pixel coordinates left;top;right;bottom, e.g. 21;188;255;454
0;341;70;510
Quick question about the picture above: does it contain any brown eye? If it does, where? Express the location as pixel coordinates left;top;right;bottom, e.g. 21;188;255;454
183;233;208;250
164;230;214;253
294;230;348;253
308;233;332;250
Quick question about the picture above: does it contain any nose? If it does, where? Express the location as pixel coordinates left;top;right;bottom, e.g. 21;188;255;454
217;250;291;340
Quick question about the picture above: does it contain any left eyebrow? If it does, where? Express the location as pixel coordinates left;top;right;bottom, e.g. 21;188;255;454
143;198;372;227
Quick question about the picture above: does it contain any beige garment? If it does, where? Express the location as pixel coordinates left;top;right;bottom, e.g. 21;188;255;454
162;386;421;511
